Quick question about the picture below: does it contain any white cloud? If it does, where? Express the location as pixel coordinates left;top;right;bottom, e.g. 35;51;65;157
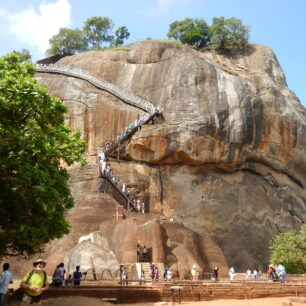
7;0;71;56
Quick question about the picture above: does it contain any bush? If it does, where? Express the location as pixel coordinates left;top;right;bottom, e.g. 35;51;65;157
269;225;306;274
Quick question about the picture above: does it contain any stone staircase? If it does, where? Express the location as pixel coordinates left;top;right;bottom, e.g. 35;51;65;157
140;262;152;282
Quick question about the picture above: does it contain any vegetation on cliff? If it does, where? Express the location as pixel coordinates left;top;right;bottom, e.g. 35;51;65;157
269;225;306;273
47;16;130;56
47;15;248;56
168;17;250;52
0;54;86;258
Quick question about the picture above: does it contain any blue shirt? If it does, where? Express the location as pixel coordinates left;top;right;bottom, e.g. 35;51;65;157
0;270;13;294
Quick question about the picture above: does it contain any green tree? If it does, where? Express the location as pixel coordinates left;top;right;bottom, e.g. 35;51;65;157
111;26;130;47
0;54;86;257
269;225;306;274
12;49;32;62
209;17;250;53
47;28;88;56
167;18;210;48
83;16;114;48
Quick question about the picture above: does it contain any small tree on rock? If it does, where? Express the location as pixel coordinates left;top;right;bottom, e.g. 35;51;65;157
209;17;250;53
47;28;88;56
167;18;210;48
112;26;130;47
83;16;114;49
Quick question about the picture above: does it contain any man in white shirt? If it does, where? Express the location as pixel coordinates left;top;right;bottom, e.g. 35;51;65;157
0;263;13;306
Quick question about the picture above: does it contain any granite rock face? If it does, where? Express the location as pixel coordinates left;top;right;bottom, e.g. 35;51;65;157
27;41;306;276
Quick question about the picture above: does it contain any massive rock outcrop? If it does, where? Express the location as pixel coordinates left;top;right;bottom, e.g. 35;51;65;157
10;41;306;278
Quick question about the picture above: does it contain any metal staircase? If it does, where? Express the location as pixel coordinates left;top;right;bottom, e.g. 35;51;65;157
36;63;163;214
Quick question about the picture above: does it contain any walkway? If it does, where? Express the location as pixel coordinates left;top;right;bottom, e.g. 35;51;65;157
36;64;156;113
36;63;163;214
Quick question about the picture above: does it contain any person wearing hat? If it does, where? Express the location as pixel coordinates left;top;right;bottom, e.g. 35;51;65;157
20;259;49;306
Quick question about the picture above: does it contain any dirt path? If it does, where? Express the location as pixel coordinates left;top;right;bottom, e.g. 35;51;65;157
8;296;306;306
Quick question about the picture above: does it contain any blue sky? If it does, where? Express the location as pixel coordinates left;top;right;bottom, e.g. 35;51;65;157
0;0;305;106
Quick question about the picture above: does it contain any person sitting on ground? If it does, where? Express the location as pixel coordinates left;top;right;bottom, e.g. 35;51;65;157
64;274;73;286
20;259;49;306
72;266;83;286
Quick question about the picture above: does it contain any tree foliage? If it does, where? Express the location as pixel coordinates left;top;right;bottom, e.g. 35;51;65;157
47;17;130;55
83;16;114;49
167;16;250;53
0;54;86;258
12;49;32;62
47;28;88;56
167;18;210;48
209;17;249;53
269;225;306;274
112;26;130;47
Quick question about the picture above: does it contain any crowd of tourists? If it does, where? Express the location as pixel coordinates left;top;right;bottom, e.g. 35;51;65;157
97;106;164;213
267;264;287;283
103;106;163;154
99;151;146;213
51;262;86;287
0;258;290;305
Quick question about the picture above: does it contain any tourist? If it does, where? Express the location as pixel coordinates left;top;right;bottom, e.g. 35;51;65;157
98;150;105;161
52;263;64;287
123;267;129;286
166;267;172;281
253;269;258;281
142;246;148;261
191;265;198;281
72;266;83;285
213;267;219;281
141;202;145;213
101;160;106;174
151;265;158;281
267;265;273;281
246;269;251;280
20;258;49;306
277;264;286;284
122;183;126;193
64;274;73;286
0;263;13;306
136;199;141;211
229;266;236;282
271;266;278;282
137;244;142;262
